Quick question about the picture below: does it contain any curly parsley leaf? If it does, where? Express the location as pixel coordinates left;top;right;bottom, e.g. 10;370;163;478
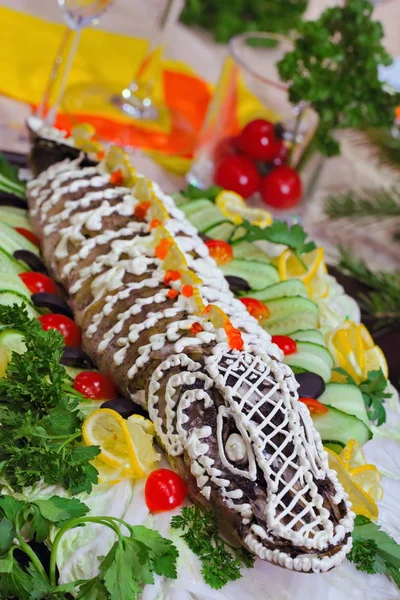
171;505;254;589
349;515;400;588
229;220;316;267
333;367;390;426
0;305;99;494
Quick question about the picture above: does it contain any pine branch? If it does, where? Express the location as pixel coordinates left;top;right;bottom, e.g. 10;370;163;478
338;247;400;331
352;127;400;169
325;186;400;219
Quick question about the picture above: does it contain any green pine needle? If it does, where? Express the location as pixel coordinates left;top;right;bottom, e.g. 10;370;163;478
325;186;400;220
338;247;400;331
353;127;400;170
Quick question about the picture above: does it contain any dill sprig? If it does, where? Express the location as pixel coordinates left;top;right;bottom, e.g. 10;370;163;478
325;186;400;220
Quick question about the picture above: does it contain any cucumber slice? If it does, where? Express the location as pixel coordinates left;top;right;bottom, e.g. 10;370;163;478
251;279;308;301
206;222;235;241
0;271;30;297
190;206;226;232
294;341;334;369
312;406;371;446
0;291;38;318
289;328;325;346
221;259;279;291
0;222;39;256
261;296;319;335
233;242;271;263
0;208;32;230
0;247;28;274
180;199;214;216
0;326;26;359
318;382;371;428
286;353;331;382
324;442;345;454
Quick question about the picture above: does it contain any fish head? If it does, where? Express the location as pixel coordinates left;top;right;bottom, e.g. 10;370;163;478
148;344;354;573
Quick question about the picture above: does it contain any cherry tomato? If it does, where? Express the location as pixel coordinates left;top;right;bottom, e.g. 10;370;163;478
261;166;302;209
15;227;40;247
38;314;81;347
205;240;233;265
271;335;297;355
73;371;116;400
237;119;281;162
214;155;261;199
213;136;237;166
240;297;270;321
145;469;187;512
299;397;329;414
19;272;57;296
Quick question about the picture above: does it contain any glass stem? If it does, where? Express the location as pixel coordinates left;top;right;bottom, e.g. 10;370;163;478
117;0;184;118
37;27;82;126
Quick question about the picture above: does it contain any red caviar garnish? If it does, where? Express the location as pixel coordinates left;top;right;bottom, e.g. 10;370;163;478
134;201;151;220
96;150;105;160
203;305;212;314
167;289;179;300
190;322;204;335
110;169;124;186
155;239;173;260
150;219;162;230
224;320;244;351
181;285;194;298
164;270;181;285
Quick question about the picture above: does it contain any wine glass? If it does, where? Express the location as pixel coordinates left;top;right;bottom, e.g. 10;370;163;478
37;0;114;125
60;0;197;156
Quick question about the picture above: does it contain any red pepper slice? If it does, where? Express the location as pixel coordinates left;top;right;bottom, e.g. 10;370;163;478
299;397;329;414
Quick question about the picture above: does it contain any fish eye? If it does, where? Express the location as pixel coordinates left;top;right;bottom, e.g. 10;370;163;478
225;433;248;463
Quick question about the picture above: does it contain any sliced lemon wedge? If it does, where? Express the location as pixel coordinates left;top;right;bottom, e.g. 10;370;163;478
325;446;380;520
82;409;160;481
278;247;325;284
215;190;272;227
326;321;388;383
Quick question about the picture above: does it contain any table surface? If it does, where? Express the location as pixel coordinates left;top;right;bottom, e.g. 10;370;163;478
1;0;400;270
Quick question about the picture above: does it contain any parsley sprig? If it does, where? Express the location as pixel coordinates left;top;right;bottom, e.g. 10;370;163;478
333;368;391;426
349;515;400;589
171;506;254;589
0;495;178;599
0;305;99;494
229;220;316;268
0;153;26;199
278;0;400;157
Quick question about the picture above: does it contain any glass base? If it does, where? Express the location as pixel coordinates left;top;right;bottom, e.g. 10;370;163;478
62;81;198;156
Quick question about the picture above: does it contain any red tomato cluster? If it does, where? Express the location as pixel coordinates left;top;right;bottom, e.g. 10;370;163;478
213;119;302;209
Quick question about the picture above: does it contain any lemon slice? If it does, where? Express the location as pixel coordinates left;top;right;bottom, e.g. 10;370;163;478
325;447;379;520
364;345;389;378
341;439;365;470
215;190;272;228
350;465;384;502
278;247;325;285
82;409;160;479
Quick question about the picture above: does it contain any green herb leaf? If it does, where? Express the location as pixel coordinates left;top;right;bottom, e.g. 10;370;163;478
230;219;316;266
171;505;253;589
332;367;390;426
277;0;400;157
0;153;26;199
349;515;400;588
0;305;99;494
0;517;15;555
